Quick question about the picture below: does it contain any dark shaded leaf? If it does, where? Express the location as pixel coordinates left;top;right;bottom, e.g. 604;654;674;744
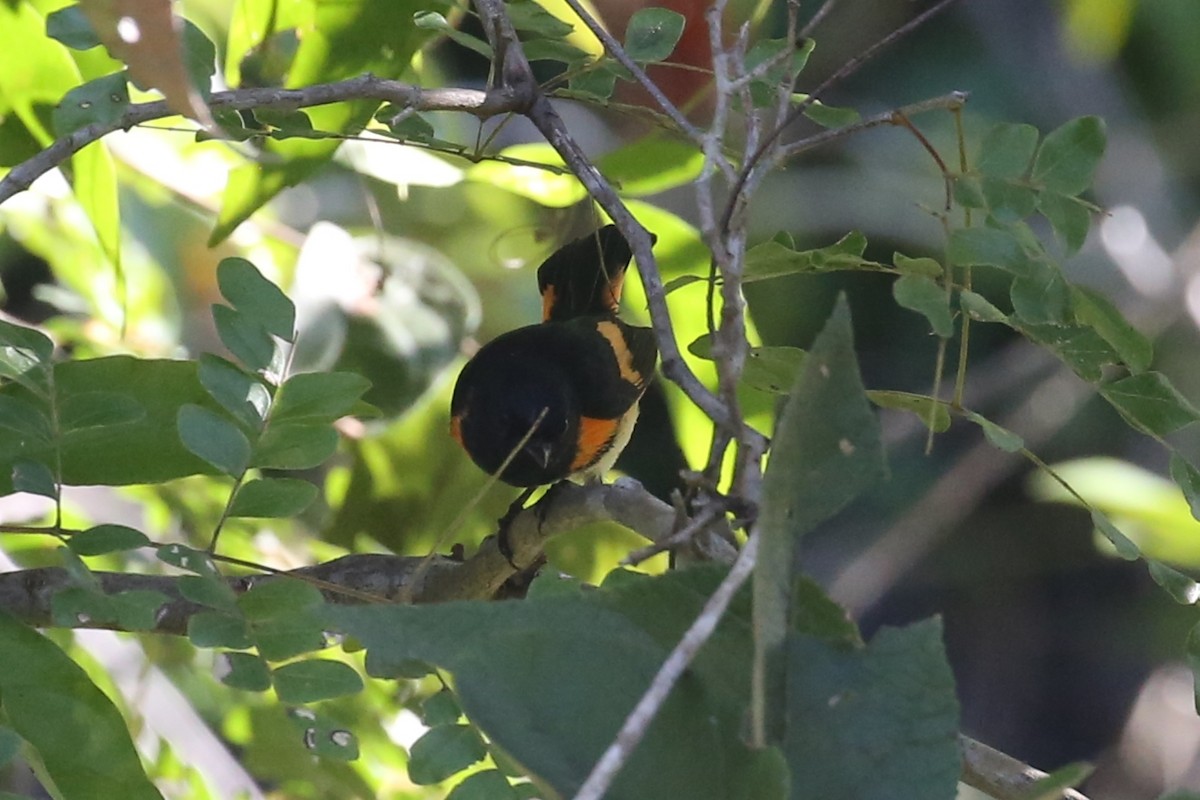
1032;116;1106;196
188;611;252;650
1091;509;1141;560
1171;453;1200;522
948;227;1027;272
177;403;250;476
784;620;960;800
976;122;1039;179
1037;191;1092;254
178;574;238;611
110;590;169;632
1099;372;1200;437
12;459;56;498
892;274;953;337
228;477;318;518
217;257;296;341
253;422;339;469
408;724;488;785
238;578;324;621
215;651;271;691
157;543;219;577
46;5;101;49
67;524;150;556
1147;560;1200;605
446;769;518;800
624;7;685;63
0;611;164;800
422;689;462;726
52;72;130;136
1071;286;1152;373
212;304;276;373
59;390;144;431
198;354;269;430
272;659;363;704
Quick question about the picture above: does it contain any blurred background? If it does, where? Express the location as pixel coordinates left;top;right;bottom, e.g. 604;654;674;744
3;0;1200;797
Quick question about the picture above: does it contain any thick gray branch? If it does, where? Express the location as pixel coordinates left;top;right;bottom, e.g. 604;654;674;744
0;479;734;635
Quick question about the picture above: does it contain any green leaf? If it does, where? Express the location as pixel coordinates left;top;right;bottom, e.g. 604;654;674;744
598;137;704;197
948;227;1026;272
46;5;101;49
110;590;169;632
981;177;1037;220
953;175;987;209
252;612;329;661
866;390;951;433
446;770;518;800
507;0;574;37
157;543;219;577
212;304;276;373
287;708;361;761
1171;453;1200;522
568;63;620;101
272;659;363;704
0;610;164;800
197;354;269;430
215;651;272;692
58;390;144;432
52;71;129;136
1031;116;1106;196
238;578;324;621
422;689;463;726
178;574;238;611
253;422;339;469
964;410;1024;452
217;258;296;341
50;586;116;628
1010;260;1070;325
413;11;492;57
976;122;1039;179
0;395;51;442
272;372;372;422
67;524;150;556
408;724;488;785
1091;509;1141;560
744;346;807;395
755;297;886;739
1147;559;1200;605
0;726;22;769
1038;192;1092;254
1099;372;1200;437
892;253;943;278
784;620;960;800
624;8;685;63
1070;286;1152;373
959;290;1009;323
1020;322;1119;382
188;611;252;650
59;546;101;590
228;477;318;518
892;275;953;337
12;459;57;498
177;404;251;476
744;232;873;281
795;96;861;128
0;319;53;374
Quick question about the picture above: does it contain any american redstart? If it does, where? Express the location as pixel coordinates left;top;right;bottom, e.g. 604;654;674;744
450;225;658;488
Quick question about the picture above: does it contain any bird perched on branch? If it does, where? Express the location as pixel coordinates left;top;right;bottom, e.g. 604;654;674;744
450;225;658;489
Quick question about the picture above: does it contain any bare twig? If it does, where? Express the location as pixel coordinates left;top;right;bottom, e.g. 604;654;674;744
961;735;1092;800
0;75;520;205
570;531;760;800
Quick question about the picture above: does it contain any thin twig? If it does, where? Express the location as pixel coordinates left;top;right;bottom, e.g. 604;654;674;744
570;531;759;800
557;0;704;146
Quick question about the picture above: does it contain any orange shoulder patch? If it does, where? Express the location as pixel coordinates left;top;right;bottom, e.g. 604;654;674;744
594;320;646;388
449;413;465;448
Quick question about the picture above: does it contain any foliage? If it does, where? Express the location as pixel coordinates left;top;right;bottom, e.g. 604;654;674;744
0;1;1198;800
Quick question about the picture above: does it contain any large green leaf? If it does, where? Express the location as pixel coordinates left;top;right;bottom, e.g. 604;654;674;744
0;610;163;800
211;0;445;243
324;574;783;800
784;619;960;800
0;357;218;493
753;296;886;737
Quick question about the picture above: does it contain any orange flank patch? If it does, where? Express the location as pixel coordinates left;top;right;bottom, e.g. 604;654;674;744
571;415;619;471
541;285;557;322
449;413;465;448
594;321;644;387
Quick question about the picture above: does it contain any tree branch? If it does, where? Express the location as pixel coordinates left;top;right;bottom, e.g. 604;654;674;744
0;75;518;206
0;479;735;634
